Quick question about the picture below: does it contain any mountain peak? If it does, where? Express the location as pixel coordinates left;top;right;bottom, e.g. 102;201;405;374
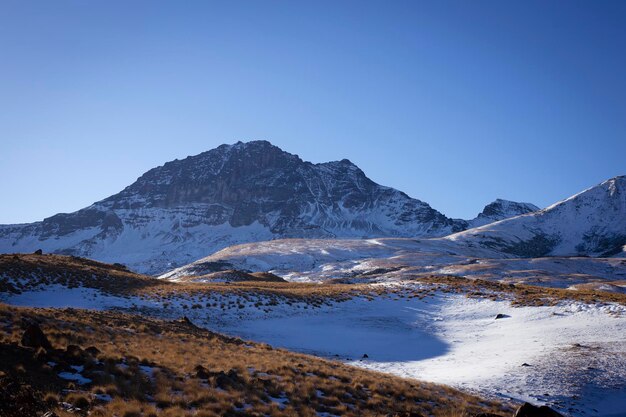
467;199;539;228
0;141;463;274
231;139;278;150
479;199;539;218
449;175;626;258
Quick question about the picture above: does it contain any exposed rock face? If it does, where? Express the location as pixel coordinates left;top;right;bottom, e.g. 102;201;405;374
103;141;459;236
0;141;466;274
446;176;626;258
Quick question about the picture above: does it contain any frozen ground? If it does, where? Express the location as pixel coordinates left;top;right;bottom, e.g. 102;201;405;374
2;282;624;416
0;284;161;310
213;291;626;417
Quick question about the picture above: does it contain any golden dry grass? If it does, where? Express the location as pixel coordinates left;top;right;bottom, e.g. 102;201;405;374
2;253;612;417
0;253;166;295
413;275;626;306
0;303;511;417
3;253;625;310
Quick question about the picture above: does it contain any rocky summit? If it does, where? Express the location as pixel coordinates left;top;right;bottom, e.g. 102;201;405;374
447;176;626;257
0;141;534;274
468;199;539;228
0;141;455;273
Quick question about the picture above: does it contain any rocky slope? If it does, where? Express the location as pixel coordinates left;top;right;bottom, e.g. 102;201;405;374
446;176;626;257
1;140;496;275
467;199;539;228
160;177;626;285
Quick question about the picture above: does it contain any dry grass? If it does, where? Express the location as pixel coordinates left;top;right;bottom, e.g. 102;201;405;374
0;253;366;298
177;270;286;283
0;253;167;295
3;254;625;307
0;254;378;313
412;275;626;306
0;303;511;417
2;253;613;416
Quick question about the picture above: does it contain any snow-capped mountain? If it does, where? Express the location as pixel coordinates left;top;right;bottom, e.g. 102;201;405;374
467;199;539;228
0;141;476;274
446;176;626;257
160;177;626;283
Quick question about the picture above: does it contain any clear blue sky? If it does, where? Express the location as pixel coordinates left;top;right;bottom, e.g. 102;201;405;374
1;1;625;224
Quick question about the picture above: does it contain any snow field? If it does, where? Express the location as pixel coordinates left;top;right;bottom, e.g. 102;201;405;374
2;282;625;416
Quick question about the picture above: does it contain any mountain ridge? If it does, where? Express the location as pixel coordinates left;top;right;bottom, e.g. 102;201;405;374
446;175;626;257
467;198;539;228
0;140;541;274
160;175;626;282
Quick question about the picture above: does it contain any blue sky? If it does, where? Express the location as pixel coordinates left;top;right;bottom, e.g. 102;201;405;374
1;1;625;223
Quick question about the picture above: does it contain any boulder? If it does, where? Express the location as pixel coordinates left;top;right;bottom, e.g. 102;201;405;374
215;369;244;389
514;402;563;417
66;344;84;357
495;313;510;319
21;324;52;350
195;365;210;379
398;412;425;417
34;346;49;361
84;346;101;357
178;316;197;327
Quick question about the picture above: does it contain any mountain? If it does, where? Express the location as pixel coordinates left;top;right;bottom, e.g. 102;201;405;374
446;176;626;257
161;177;626;284
0;141;479;274
467;199;540;228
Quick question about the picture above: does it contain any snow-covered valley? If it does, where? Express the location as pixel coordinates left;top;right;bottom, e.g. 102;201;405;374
231;293;626;417
2;278;624;417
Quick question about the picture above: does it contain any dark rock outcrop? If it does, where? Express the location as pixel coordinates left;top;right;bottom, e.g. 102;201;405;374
65;344;84;359
194;365;210;379
84;346;101;357
20;324;52;351
472;414;504;417
215;369;244;390
513;402;563;417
